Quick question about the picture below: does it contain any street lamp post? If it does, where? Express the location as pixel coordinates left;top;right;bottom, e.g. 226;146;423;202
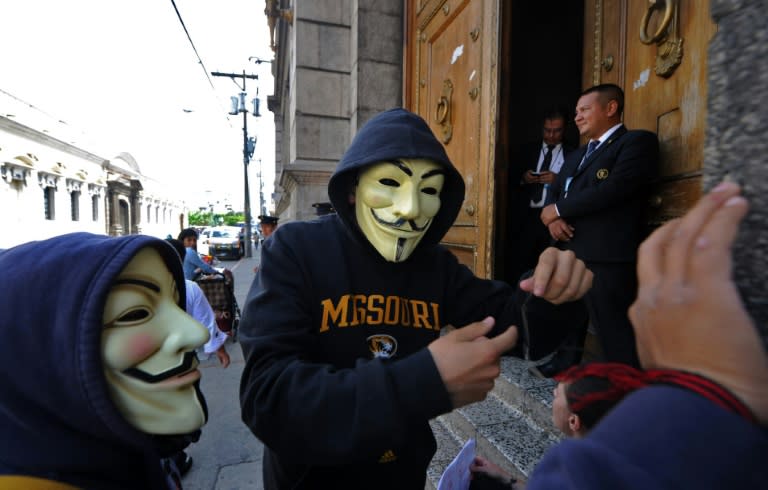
211;70;260;258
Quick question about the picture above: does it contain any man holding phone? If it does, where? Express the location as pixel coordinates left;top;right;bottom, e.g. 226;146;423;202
509;107;575;282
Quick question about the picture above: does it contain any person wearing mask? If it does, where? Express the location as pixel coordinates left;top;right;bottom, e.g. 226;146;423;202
0;234;209;489
238;108;593;489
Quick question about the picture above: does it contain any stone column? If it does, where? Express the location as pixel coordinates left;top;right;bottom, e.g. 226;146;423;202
706;0;768;344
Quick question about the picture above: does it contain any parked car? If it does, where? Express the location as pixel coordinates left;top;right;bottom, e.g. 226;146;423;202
207;226;243;260
197;227;211;255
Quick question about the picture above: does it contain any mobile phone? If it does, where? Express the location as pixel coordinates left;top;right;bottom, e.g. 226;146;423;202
530;171;542;176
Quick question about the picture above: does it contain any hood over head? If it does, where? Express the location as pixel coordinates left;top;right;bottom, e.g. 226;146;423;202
328;108;465;258
0;233;196;488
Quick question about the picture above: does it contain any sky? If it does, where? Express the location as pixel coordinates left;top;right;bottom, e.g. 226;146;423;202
0;0;276;212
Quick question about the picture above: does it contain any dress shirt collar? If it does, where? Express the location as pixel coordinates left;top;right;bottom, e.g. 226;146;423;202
592;123;624;148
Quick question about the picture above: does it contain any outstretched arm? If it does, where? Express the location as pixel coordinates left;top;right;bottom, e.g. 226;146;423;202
187;249;217;275
629;180;768;423
526;182;768;490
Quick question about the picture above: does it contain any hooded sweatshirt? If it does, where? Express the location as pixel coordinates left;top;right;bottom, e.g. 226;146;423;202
239;108;523;489
0;233;202;489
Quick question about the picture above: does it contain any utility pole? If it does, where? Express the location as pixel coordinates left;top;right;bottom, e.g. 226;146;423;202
211;70;259;258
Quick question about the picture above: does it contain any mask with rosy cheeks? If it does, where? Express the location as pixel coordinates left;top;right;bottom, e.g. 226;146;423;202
355;158;445;262
101;247;209;435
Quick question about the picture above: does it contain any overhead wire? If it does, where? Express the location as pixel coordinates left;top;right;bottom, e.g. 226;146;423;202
169;0;234;126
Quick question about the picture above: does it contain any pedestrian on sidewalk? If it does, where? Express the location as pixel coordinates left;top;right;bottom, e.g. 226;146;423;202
253;215;278;273
163;239;231;479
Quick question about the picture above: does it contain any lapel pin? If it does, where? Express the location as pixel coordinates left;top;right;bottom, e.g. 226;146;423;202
597;168;609;179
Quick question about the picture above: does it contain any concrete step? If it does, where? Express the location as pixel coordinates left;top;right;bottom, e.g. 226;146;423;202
425;419;464;490
426;356;561;489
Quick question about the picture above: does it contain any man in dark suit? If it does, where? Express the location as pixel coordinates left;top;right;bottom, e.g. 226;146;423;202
538;83;659;371
509;108;575;283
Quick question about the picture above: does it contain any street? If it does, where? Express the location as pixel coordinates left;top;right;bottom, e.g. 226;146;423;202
183;252;265;490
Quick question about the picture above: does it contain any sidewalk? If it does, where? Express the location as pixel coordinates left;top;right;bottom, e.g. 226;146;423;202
183;250;265;490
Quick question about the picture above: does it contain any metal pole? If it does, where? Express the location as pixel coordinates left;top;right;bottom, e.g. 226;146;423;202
243;108;252;258
209;70;258;259
242;72;253;258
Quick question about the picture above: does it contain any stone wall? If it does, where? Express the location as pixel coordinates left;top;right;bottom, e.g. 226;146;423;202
274;0;404;222
705;0;768;344
351;0;404;130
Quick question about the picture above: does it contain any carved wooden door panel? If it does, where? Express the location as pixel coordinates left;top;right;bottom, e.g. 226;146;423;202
405;0;499;277
583;0;716;222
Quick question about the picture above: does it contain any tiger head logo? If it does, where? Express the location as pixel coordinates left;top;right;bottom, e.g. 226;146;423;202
367;334;398;359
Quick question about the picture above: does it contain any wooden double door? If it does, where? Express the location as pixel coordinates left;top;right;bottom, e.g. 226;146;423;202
405;0;715;280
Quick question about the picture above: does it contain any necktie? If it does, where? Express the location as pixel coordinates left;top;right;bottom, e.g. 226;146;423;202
587;139;599;156
578;140;599;170
531;144;555;204
540;144;555;172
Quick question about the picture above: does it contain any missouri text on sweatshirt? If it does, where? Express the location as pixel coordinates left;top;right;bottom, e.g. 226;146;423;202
239;108;523;489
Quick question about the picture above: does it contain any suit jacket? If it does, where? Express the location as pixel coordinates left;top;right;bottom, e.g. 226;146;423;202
548;126;659;263
514;141;575;208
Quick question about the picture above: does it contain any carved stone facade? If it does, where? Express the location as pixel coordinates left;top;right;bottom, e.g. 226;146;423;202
0;92;187;250
267;0;404;223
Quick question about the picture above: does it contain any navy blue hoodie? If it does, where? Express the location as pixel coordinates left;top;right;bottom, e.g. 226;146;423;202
0;233;202;489
239;108;522;489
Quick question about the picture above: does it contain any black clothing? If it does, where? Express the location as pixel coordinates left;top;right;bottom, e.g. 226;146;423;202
508;141;574;283
550;126;659;365
0;233;196;489
239;108;524;489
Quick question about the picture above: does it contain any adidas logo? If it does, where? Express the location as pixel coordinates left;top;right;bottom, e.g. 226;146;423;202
378;449;397;464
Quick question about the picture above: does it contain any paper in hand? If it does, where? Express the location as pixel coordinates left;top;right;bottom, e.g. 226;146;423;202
437;438;476;490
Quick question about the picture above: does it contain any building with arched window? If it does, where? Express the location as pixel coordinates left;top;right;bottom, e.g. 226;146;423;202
0;90;188;250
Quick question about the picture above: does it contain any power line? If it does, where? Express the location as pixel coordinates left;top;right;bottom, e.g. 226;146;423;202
169;0;233;127
169;0;216;91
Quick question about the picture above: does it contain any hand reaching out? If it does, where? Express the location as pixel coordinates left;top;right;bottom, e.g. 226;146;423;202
427;317;518;409
629;181;768;424
519;247;592;304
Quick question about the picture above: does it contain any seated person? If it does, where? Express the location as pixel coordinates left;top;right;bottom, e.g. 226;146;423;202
0;233;209;489
178;228;217;280
470;362;647;488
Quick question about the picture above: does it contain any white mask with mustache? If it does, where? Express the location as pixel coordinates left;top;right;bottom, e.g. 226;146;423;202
102;247;209;435
355;158;445;262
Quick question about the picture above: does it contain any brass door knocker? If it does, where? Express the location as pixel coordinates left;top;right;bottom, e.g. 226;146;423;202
435;79;453;144
639;0;683;78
